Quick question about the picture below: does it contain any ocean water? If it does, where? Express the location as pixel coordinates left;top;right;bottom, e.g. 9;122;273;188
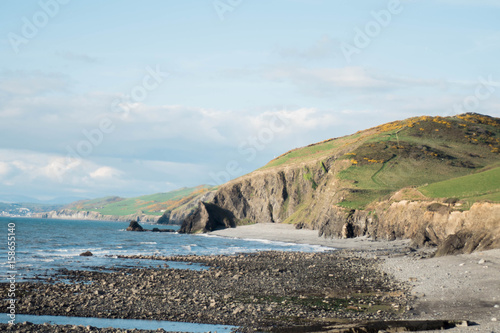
0;217;331;283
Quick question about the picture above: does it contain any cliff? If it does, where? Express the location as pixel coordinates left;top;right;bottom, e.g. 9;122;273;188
33;209;160;223
180;113;500;254
157;190;216;225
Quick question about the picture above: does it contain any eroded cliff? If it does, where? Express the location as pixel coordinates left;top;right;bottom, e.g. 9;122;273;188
180;114;500;254
33;209;160;223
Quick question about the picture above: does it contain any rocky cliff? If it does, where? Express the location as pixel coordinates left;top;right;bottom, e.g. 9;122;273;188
179;114;500;254
157;190;216;225
33;209;160;223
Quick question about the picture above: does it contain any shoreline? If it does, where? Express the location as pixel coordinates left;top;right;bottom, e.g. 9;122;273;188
208;223;412;250
2;223;498;332
210;223;500;332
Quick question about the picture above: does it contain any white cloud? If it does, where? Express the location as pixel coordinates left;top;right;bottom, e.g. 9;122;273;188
0;162;11;177
90;166;122;180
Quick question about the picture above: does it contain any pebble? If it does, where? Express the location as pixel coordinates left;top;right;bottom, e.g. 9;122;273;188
478;259;485;264
0;250;410;333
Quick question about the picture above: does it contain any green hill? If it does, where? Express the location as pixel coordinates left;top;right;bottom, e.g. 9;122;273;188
264;113;500;210
65;185;213;216
420;165;500;205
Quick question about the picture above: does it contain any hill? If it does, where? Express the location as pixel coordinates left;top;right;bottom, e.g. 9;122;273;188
180;113;500;254
65;186;212;216
36;185;214;224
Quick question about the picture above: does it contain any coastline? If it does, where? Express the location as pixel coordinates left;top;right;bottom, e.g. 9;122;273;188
208;223;412;250
1;222;498;332
210;223;500;332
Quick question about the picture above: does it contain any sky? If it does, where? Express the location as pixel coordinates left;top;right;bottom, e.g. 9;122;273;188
0;0;499;202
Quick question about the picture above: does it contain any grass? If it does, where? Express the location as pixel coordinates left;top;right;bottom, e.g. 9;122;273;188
420;166;500;203
331;114;500;209
67;185;213;216
264;139;342;169
337;190;392;210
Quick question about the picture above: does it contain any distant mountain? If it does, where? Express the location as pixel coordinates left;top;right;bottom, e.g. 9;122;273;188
0;194;44;204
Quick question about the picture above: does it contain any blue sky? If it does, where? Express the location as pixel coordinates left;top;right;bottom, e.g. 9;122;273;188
0;0;499;201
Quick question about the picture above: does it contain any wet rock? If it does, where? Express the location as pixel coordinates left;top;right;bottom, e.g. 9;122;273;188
4;250;411;333
126;220;144;232
79;251;93;257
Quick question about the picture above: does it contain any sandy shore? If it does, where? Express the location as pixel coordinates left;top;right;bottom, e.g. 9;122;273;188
210;223;500;332
209;223;412;250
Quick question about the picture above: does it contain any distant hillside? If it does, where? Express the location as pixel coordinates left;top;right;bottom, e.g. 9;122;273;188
65;186;212;216
181;113;500;255
35;185;214;223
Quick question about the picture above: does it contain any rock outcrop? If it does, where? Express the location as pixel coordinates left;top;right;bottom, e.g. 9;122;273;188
179;202;237;233
126;220;144;231
126;220;176;232
157;190;216;225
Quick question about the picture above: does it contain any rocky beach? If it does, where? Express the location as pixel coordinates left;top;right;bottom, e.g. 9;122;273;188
2;223;499;332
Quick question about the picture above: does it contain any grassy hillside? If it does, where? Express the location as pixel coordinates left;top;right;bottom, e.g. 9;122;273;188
264;113;500;209
420;166;500;205
66;185;212;216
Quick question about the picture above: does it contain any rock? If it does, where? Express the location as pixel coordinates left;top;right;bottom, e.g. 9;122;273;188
126;220;144;231
478;259;485;264
180;202;237;233
434;231;499;257
79;251;93;257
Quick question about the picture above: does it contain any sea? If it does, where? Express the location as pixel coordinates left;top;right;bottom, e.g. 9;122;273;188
0;217;331;283
1;217;333;330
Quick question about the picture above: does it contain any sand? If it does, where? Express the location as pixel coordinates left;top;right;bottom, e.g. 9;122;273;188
209;223;500;332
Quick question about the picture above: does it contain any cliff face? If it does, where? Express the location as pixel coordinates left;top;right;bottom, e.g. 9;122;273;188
33;209;160;223
157;191;216;225
181;160;500;253
179;114;500;254
181;159;334;233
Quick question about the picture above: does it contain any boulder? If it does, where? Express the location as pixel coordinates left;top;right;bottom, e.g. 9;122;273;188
435;230;500;257
126;220;144;231
79;251;93;257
